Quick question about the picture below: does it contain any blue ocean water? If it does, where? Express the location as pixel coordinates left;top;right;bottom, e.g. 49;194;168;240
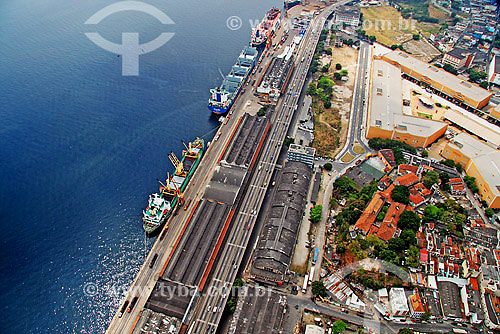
0;0;279;332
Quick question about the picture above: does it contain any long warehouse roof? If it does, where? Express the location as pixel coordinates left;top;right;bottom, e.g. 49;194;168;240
383;51;492;103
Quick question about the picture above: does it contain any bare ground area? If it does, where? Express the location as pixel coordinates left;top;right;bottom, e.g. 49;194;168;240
361;5;443;60
312;45;359;158
402;38;441;62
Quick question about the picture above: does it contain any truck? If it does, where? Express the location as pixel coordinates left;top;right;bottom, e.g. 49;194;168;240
127;296;138;313
309;267;314;285
302;274;309;293
312;248;319;265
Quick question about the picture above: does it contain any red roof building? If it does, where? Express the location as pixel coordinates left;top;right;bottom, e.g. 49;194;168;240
354;192;385;234
377;202;406;242
398;164;418;175
395;172;420;186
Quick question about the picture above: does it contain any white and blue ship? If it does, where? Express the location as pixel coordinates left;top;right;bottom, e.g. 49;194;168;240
208;46;258;115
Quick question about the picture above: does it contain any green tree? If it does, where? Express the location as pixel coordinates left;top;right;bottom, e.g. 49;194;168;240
423;205;443;223
324;101;332;109
284;137;294;147
443;63;458;75
326;48;332;55
334;72;342;80
334;177;358;196
423;170;439;190
380;249;399;264
333;320;347;334
388;237;405;253
317;75;335;91
367;235;386;249
469;69;487;83
464;176;479;193
335;63;342;70
406;245;420;268
480;81;489;89
336;244;346;254
413;33;420;40
324;162;333;171
310;205;323;223
422;150;428;157
398;210;421;231
400;229;417;246
311;281;328;297
421;311;431;321
486;208;495;217
307;82;317;96
439;172;450;188
398;328;413;334
391;185;410;205
348;241;367;260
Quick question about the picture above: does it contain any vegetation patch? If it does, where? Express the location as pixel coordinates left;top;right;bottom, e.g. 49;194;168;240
340;152;355;163
353;145;365;154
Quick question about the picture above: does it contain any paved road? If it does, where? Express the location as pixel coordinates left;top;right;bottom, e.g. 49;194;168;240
336;40;371;159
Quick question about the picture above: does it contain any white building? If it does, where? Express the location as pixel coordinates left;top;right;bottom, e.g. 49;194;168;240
334;6;361;26
389;287;409;317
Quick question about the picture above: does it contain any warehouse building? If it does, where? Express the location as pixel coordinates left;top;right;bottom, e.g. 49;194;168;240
366;59;448;148
382;51;493;111
442;132;500;208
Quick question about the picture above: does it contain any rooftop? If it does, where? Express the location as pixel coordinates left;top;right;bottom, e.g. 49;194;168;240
369;60;447;138
444;109;500;147
409;292;426;313
289;143;316;156
469;150;500;198
355;192;385;233
447;132;498;159
228;285;286;334
437;280;463;319
251;161;312;282
389;287;409;313
395;172;420;186
447;47;472;60
383;51;492;103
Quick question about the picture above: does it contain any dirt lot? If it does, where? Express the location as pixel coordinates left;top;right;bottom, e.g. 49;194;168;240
361;5;442;55
312;44;359;158
429;3;453;23
402;38;441;62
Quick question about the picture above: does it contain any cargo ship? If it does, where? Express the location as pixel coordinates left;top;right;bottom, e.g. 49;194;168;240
208;46;258;115
142;138;204;235
251;7;281;47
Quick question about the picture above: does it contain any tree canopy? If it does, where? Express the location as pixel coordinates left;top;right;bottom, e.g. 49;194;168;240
423;170;439;190
310;205;323;223
391;185;410;205
397;210;421;231
333;320;347;334
311;281;327;297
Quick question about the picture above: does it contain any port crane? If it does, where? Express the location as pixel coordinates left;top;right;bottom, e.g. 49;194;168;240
157;173;184;205
169;152;187;178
